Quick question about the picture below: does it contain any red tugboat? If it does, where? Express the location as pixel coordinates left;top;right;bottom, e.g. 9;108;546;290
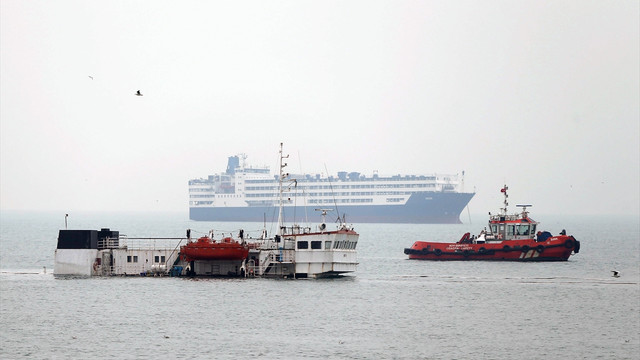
180;234;249;261
404;185;580;261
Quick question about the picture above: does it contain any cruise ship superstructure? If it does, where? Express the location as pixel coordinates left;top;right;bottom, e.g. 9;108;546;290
189;154;474;224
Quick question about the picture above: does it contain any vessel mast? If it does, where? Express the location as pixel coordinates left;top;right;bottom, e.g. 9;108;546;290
277;143;288;236
500;185;509;215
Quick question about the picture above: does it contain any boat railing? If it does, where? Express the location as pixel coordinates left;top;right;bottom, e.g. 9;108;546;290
101;236;186;250
248;249;295;276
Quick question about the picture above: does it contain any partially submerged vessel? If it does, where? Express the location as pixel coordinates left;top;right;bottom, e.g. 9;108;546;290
54;143;359;278
404;185;580;261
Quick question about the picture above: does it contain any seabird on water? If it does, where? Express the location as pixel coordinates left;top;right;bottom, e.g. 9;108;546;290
135;90;143;96
612;270;620;278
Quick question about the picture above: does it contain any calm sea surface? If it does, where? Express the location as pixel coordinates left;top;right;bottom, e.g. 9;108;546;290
1;211;638;359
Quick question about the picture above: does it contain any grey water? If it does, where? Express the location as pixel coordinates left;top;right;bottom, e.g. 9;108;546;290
1;211;638;359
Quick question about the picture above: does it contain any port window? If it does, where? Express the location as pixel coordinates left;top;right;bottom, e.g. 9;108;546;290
155;256;160;263
133;256;138;263
325;241;331;249
127;256;132;263
297;241;308;249
161;256;166;263
311;241;322;249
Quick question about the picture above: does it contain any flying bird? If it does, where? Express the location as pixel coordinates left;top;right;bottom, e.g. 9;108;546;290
88;76;93;80
135;90;143;96
612;270;620;278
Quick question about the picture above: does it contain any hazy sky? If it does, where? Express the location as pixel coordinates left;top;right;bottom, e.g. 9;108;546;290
1;1;638;216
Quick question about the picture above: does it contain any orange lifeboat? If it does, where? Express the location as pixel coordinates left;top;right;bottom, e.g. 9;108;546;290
180;236;249;261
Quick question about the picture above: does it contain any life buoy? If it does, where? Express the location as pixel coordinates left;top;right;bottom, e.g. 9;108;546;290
503;245;511;252
434;249;442;256
497;233;503;240
564;239;574;249
536;245;545;253
521;245;530;252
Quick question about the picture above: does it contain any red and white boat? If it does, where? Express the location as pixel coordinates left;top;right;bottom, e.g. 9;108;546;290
180;235;249;261
404;185;580;261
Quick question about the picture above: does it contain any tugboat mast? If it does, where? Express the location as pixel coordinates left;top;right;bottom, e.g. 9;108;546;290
500;185;509;215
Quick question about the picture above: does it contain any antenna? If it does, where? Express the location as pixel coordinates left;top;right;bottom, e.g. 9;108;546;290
516;204;532;218
324;163;341;222
500;185;509;214
277;142;288;236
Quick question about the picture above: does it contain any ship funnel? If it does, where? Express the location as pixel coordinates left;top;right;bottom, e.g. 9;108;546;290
226;156;240;175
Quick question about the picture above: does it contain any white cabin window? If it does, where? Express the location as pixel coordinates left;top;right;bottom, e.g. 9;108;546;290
311;241;322;249
325;241;331;249
297;241;308;249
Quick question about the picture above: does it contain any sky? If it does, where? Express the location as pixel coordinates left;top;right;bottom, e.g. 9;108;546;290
1;1;638;217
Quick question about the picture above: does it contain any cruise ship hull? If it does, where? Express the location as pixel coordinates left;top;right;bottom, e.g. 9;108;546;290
190;191;474;224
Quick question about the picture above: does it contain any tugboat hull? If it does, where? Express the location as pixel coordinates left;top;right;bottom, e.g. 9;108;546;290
405;236;579;261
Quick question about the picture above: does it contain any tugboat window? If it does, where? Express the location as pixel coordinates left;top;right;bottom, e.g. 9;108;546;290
507;225;515;236
311;241;322;249
325;241;331;249
518;224;530;236
297;241;308;249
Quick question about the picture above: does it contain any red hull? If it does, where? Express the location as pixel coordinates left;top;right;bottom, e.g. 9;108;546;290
181;237;249;261
404;235;579;261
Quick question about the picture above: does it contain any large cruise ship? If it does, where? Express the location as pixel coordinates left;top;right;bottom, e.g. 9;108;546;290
189;154;474;224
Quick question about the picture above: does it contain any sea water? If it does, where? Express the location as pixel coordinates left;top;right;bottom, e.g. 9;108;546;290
0;211;638;359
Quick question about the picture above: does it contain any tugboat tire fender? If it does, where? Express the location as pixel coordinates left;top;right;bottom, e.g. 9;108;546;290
503;245;511;252
564;239;574;249
478;247;486;254
434;249;442;256
574;240;580;253
521;245;530;252
536;245;545;253
463;250;471;257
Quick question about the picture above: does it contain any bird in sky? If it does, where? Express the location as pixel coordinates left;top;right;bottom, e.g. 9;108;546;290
135;90;143;96
88;75;93;80
612;270;620;278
